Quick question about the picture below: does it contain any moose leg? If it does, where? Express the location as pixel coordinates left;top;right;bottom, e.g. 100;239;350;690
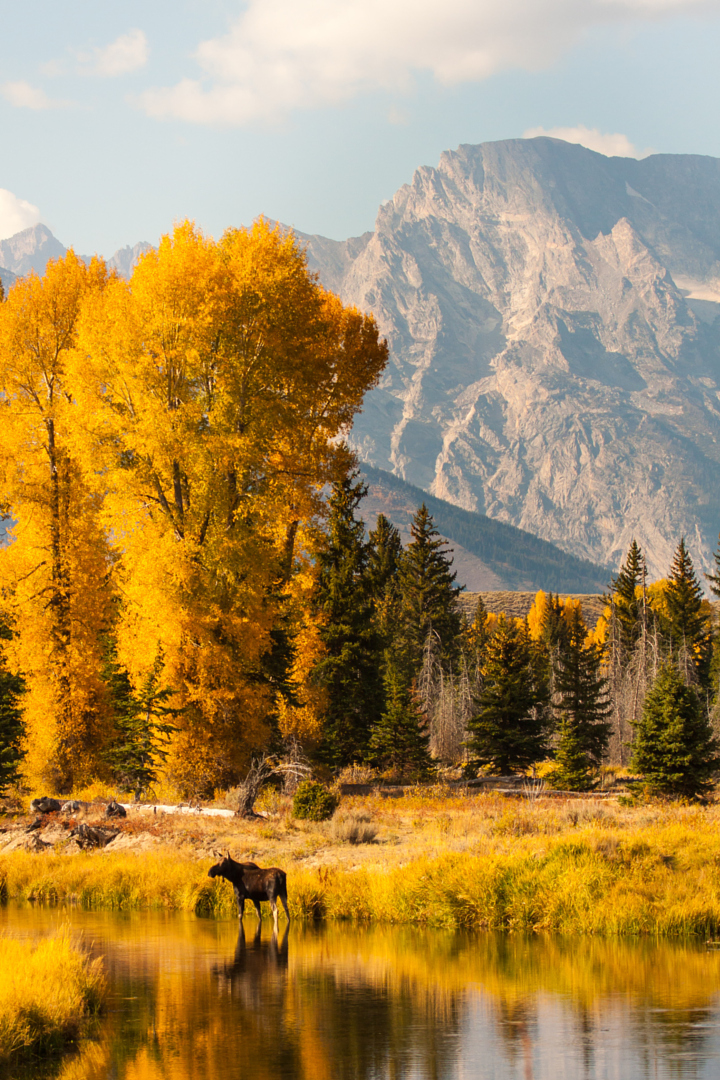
279;889;290;921
234;886;245;920
252;899;262;920
271;899;279;932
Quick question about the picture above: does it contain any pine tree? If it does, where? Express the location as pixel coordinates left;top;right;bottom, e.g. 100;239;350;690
368;659;432;778
314;471;384;765
465;618;549;774
706;532;720;601
662;538;712;686
0;619;24;793
366;513;402;650
366;514;402;602
540;592;569;653
550;605;610;790
631;663;719;798
104;649;180;800
610;540;647;655
396;505;462;680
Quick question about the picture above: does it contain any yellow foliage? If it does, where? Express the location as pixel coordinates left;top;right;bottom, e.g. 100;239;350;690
0;928;105;1063
0;253;115;791
0;222;386;796
275;564;328;744
69;219;387;794
526;589;607;648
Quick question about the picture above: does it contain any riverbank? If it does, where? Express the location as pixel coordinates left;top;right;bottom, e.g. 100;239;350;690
0;929;105;1065
2;791;720;934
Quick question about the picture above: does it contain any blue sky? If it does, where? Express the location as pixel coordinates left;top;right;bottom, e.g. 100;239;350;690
1;0;720;255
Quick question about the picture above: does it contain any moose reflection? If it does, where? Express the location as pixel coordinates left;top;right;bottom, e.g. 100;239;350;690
215;923;290;1007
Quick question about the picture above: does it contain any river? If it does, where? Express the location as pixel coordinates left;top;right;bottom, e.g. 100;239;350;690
2;905;720;1079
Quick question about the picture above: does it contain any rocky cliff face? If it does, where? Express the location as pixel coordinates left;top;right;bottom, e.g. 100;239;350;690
301;138;720;579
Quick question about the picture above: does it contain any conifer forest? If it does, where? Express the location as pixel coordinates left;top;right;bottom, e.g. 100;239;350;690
1;222;720;803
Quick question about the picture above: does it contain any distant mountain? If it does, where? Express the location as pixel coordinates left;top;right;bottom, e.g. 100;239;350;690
360;463;609;593
0;266;15;293
301;138;720;579
0;224;152;279
106;241;154;278
0;224;65;277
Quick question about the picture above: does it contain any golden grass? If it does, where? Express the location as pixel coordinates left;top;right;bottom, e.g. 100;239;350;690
0;929;105;1063
4;793;720;934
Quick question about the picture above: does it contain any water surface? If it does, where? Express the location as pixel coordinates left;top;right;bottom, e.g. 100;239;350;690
3;904;720;1079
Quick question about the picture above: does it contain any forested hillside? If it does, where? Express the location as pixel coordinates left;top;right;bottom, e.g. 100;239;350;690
360;464;609;593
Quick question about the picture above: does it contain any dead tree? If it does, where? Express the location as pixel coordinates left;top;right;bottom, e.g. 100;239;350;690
236;739;313;817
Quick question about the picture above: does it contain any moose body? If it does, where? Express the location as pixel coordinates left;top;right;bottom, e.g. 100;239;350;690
208;853;290;927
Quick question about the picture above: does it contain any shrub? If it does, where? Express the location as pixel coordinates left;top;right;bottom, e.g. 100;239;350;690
331;809;377;845
293;780;339;821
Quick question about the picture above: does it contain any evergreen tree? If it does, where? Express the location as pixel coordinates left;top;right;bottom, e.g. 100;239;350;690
314;471;384;765
105;651;180;800
631;663;719;798
366;514;403;650
610;540;647;655
466;618;549;774
550;605;610;790
368;658;432;778
0;620;24;793
366;514;402;601
539;592;569;653
464;595;492;680
706;532;720;601
396;504;462;680
662;538;712;686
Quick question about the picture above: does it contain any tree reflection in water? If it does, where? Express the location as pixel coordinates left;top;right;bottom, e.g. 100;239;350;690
3;909;720;1080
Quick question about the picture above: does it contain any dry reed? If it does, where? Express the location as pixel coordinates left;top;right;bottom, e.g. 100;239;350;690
0;928;105;1063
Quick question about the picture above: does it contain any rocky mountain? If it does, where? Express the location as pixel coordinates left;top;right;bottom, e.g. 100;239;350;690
360;463;608;593
0;224;66;278
0;224;151;280
300;138;720;580
106;241;154;278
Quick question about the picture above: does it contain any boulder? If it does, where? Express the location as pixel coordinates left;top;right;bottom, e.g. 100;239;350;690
30;796;62;814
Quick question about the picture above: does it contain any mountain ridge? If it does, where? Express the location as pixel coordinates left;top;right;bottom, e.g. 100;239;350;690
299;137;720;578
0;224;151;280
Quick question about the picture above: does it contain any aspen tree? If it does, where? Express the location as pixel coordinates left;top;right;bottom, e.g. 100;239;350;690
0;253;114;791
73;220;387;794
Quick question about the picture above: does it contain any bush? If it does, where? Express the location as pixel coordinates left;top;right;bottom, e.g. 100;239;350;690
331;809;377;845
293;780;339;821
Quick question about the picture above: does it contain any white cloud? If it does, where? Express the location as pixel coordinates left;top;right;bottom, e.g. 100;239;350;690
137;0;720;126
1;81;68;110
80;29;148;77
0;189;41;241
522;124;653;158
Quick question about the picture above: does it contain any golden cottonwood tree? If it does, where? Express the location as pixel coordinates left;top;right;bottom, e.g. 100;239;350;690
0;253;114;791
73;220;387;795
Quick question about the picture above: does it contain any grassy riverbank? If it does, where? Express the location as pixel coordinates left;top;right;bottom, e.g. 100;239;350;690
0;929;105;1064
3;792;720;934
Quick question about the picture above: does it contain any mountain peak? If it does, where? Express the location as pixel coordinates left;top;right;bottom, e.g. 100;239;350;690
302;137;720;579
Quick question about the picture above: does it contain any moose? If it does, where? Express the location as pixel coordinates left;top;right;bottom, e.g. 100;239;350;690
208;851;290;928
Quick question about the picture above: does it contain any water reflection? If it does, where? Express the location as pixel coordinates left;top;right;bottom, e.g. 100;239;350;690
2;906;720;1080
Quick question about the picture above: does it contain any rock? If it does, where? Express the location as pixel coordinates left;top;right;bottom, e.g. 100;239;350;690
68;823;118;849
302;137;720;578
103;831;159;852
61;800;86;814
0;830;51;853
105;800;127;818
30;796;62;814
